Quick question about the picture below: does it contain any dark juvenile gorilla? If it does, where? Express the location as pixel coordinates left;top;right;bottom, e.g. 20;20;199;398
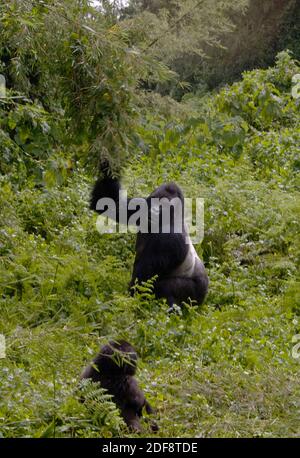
81;340;156;432
90;162;208;309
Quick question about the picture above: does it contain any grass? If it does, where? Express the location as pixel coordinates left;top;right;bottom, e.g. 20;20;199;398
1;56;300;437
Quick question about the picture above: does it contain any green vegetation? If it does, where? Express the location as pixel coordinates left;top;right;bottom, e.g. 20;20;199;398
122;0;300;94
0;0;299;438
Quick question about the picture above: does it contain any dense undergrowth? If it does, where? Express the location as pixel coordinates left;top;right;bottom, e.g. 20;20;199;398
1;41;300;438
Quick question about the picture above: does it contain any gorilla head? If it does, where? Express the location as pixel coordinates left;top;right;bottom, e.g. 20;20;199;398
93;340;137;376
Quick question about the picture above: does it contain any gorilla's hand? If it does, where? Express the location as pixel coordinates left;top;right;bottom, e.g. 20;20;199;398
99;159;111;178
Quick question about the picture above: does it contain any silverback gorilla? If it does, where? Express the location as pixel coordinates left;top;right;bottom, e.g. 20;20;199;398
90;162;208;309
81;340;157;432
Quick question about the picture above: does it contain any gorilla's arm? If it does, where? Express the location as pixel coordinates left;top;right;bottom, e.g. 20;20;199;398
90;162;142;224
90;161;120;211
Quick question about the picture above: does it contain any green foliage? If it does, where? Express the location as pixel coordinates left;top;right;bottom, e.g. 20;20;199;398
201;0;300;89
135;52;300;169
122;0;249;97
0;95;65;184
0;2;299;439
122;0;300;95
216;52;300;130
0;0;171;171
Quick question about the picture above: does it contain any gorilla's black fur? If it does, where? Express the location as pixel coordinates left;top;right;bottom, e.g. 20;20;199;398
81;340;156;432
90;162;208;309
